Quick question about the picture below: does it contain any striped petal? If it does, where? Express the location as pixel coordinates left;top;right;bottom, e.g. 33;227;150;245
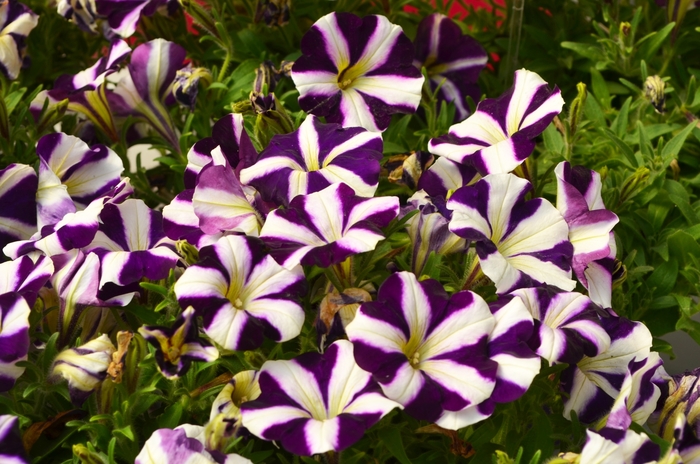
0;415;30;463
0;0;38;80
0;164;37;251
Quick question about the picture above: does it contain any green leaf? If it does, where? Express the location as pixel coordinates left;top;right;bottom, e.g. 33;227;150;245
648;259;678;297
668;230;700;267
560;41;604;62
113;425;135;442
139;282;169;296
542;124;564;154
590;68;611;110
611;97;632;138
583;94;605;127
602;128;637;167
636;22;675;61
157;403;183;429
661;121;696;165
378;427;411;464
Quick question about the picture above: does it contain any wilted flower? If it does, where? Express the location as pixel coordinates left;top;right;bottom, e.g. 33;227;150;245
651;367;700;450
206;370;260;449
240;115;383;206
241;340;401;455
0;164;37;251
413;13;487;122
448;173;575;293
429;69;564;175
511;287;610;364
292;12;424;132
135;424;252;464
138;307;219;379
0;0;38;80
346;271;498;423
254;0;289;26
107;39;186;150
260;182;399;269
52;333;116;406
384;151;434;190
417;156;479;198
0;415;30;463
172;63;211;109
174;235;306;351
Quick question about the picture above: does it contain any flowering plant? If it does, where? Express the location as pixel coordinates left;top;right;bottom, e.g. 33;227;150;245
0;0;700;462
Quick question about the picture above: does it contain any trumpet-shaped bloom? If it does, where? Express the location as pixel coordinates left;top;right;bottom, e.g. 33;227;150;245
292;12;424;132
511;287;610;364
413;13;487;122
0;255;53;391
139;307;219;379
429;69;564;175
448;173;575;293
0;164;37;251
135;424;252;464
107;39;186;149
85;198;179;291
206;370;260;449
577;428;660;464
417;156;479;198
260;183;399;269
0;415;30;463
346;271;497;422
561;317;654;423
555;161;619;307
174;235;306;351
52;333;116;406
240;340;401;456
0;0;38;80
240;115;383;205
35;132;124;228
436;295;540;429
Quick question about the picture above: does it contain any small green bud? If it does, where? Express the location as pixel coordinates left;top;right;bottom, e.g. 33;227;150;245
619;167;650;204
179;0;219;38
568;82;587;136
36;98;69;134
176;240;200;266
73;444;108;464
619;21;631;37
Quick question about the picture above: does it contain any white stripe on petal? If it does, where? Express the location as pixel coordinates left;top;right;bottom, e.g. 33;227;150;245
382;362;425;405
421;360;495;405
304;418;339;455
505;254;575;291
241;405;310;438
262;360;326;419
340;89;379;133
506;69;547;135
352;75;422;109
315;13;351;70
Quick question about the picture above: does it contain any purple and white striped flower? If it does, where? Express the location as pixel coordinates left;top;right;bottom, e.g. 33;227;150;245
577;428;660;464
52;333;116;406
0;164;37;251
240;340;401;456
413;13;487;122
292;12;424;132
85;198;179;292
448;173;575;293
346;271;498;422
35;132;124;229
561;317;654;423
417;156;479;199
136;424;252;464
240;115;383;205
174;235;306;351
138;307;219;379
429;69;564;175
404;191;466;275
33;40;131;141
260;183;399;269
0;255;53;391
436;295;540;429
0;0;38;80
0;415;30;463
555;161;619;307
510;287;610;364
107;39;186;150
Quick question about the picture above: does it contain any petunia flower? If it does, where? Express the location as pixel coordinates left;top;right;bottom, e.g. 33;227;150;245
429;69;564;175
0;164;37;251
239;115;383;206
555;161;619;308
85;198;180;294
135;424;252;464
560;316;655;423
206;370;260;450
436;294;540;429
240;340;401;456
0;255;53;391
404;191;466;276
292;12;424;132
35;132;124;229
0;0;38;80
32;40;131;141
52;333;116;406
650;367;700;450
346;271;498;423
510;286;611;365
575;428;660;464
138;307;218;379
107;39;186;150
413;13;487;122
174;235;306;351
260;182;399;269
0;415;30;463
448;173;575;293
417;156;479;199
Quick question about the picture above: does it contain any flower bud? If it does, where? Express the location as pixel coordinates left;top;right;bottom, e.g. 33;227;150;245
172;64;212;110
645;75;666;114
254;0;290;26
52;334;115;406
568;82;587;136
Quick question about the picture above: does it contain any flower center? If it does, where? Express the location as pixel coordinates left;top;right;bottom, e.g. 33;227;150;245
166;346;181;363
233;298;244;309
337;65;363;90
